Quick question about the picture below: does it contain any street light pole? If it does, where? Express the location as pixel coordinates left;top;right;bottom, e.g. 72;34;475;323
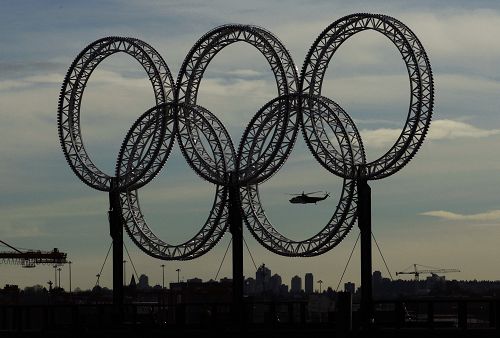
58;268;62;289
317;280;323;293
69;261;72;293
123;260;127;286
53;265;57;289
176;268;180;283
161;264;165;289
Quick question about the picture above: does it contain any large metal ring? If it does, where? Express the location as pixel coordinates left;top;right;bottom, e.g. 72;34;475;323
58;37;174;191
242;95;360;256
118;104;229;260
301;13;433;179
176;24;299;186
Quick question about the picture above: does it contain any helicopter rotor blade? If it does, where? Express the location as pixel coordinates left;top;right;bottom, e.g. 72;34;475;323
305;191;323;195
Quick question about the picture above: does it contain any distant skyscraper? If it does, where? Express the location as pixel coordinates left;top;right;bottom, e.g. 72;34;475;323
291;275;302;293
373;271;382;285
129;275;137;288
344;282;355;294
270;274;282;295
305;273;313;294
256;264;271;292
138;274;149;289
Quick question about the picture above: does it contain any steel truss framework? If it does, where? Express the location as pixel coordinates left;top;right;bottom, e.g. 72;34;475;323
58;13;433;260
0;250;67;266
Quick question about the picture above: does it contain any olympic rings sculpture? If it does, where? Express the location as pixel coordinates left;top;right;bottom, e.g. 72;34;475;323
58;13;433;260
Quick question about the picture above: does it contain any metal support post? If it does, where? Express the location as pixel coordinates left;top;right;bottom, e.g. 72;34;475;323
357;178;373;328
427;301;434;328
336;291;353;336
458;301;467;329
108;177;123;307
228;172;244;325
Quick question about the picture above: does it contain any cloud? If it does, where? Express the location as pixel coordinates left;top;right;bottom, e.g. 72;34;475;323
0;195;105;221
0;61;64;79
360;127;401;149
360;119;500;148
226;69;263;77
0;223;44;239
404;9;500;76
421;210;500;222
430;119;500;139
0;73;63;91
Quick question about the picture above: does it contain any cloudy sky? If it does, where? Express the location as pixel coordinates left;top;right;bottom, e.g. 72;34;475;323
1;0;500;291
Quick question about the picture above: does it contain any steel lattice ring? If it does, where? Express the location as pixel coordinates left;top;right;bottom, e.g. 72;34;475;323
118;103;231;260
241;94;360;256
300;95;365;179
236;94;299;185
301;13;433;179
115;102;175;191
58;37;175;192
176;24;299;186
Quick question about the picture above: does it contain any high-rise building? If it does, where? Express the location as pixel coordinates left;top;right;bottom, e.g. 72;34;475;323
291;275;302;293
344;282;355;294
270;274;282;295
138;274;149;289
373;271;382;285
256;264;271;292
305;273;314;294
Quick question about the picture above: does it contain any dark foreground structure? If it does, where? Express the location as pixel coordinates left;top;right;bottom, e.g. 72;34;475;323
1;297;500;338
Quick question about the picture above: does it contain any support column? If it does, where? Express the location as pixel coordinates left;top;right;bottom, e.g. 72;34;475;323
336;291;353;336
108;178;123;307
228;172;244;325
357;178;373;328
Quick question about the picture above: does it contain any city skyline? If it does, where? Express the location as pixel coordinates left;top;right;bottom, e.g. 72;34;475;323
6;266;488;298
0;260;480;296
1;0;500;290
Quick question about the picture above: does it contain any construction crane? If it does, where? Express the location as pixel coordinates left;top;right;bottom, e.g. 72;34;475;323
0;240;67;267
396;264;460;281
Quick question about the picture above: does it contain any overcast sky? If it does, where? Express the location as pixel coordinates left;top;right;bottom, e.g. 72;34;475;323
1;0;500;291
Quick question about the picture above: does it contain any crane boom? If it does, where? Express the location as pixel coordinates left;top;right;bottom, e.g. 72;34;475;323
396;264;460;281
0;240;67;266
0;240;23;253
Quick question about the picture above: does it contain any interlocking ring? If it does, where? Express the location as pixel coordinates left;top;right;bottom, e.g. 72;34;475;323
241;94;362;256
58;13;433;260
58;37;175;191
301;13;434;179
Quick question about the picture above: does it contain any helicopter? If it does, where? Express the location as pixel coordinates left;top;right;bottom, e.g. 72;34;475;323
288;191;330;204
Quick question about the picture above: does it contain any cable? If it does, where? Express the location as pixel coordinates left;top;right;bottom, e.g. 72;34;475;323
399;264;414;273
417;263;443;270
215;238;232;280
124;242;139;280
243;237;258;271
336;232;360;292
371;232;394;281
372;232;411;319
96;242;112;285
